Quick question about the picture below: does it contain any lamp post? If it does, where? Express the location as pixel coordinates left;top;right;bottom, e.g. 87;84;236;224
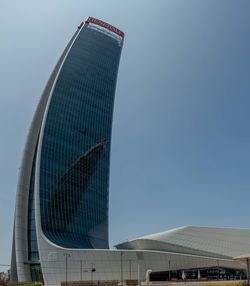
217;260;220;281
120;252;123;286
129;259;132;280
137;263;140;286
80;260;83;281
168;259;171;281
63;253;71;286
91;263;96;286
247;258;250;285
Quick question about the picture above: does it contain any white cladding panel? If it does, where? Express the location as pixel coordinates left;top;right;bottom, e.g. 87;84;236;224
116;226;250;259
37;232;243;286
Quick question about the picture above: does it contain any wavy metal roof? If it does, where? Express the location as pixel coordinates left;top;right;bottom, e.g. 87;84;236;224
116;226;250;259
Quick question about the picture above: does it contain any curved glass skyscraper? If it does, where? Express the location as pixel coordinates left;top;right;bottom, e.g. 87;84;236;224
11;17;124;283
10;15;250;286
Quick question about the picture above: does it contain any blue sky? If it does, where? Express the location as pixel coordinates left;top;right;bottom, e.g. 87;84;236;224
1;0;250;271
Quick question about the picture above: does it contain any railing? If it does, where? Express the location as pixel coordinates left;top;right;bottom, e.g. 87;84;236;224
61;280;119;286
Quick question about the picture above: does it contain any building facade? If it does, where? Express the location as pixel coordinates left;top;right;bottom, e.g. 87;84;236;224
11;17;250;286
11;17;124;283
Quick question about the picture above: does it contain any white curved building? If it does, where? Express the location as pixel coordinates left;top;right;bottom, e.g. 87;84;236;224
10;16;250;286
11;17;125;284
116;226;250;260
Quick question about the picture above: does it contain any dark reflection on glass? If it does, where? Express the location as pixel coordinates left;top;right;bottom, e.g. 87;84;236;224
43;139;108;233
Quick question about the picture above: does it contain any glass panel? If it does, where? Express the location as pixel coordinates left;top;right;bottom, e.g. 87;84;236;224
39;24;123;249
30;264;44;283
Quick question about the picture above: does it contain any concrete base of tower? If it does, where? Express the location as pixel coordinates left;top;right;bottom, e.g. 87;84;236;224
37;234;243;286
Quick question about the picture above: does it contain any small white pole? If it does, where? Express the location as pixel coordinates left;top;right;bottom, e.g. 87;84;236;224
80;260;82;281
121;252;123;286
247;258;250;285
137;263;140;286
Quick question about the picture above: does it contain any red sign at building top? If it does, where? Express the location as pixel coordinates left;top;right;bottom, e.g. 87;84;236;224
86;17;124;38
